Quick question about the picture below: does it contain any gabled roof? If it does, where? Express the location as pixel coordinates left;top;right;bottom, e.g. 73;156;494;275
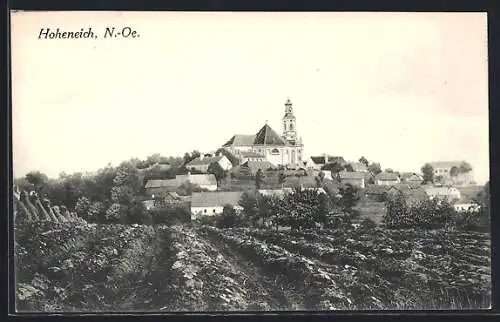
223;134;256;147
191;191;244;207
253;124;287;146
145;179;182;189
177;174;217;186
340;171;366;180
400;172;423;180
365;184;390;195
387;184;428;201
187;155;225;166
348;162;368;172
375;172;399;181
327;156;346;164
310;156;326;164
241;160;277;173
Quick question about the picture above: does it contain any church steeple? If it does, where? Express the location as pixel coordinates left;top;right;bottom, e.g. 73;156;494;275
284;97;293;116
282;98;297;144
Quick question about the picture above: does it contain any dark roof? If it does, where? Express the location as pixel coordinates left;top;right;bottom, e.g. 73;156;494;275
223;135;256;147
145;179;182;189
348;162;368;172
400;172;423;181
241;160;277;173
310;156;326;164
365;184;390;195
327;156;346;164
387;184;428;200
253;124;287;146
375;172;400;181
191;191;244;207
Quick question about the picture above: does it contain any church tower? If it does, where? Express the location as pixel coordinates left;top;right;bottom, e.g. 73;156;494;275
282;98;297;145
282;98;303;166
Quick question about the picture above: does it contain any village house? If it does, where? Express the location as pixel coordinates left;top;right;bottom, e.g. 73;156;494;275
400;172;424;185
190;191;244;219
144;179;182;196
453;195;481;213
428;161;475;185
239;151;266;163
144;173;218;197
177;173;218;191
239;160;277;176
222;99;304;168
282;176;328;194
364;184;390;201
258;188;294;199
386;184;428;206
339;171;366;189
374;172;401;186
424;186;461;203
347;162;368;172
306;155;346;171
186;155;232;173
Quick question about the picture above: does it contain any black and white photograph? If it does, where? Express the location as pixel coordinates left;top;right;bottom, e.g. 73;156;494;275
11;11;490;312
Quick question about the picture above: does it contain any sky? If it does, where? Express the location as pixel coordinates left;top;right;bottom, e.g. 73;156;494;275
11;12;490;184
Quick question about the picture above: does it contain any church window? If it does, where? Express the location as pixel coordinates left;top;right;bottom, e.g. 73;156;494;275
290;123;293;130
271;148;280;155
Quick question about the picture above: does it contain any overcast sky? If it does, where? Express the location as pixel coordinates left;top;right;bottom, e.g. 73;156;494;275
11;12;489;184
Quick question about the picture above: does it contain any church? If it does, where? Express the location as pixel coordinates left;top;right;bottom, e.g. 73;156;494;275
222;98;304;168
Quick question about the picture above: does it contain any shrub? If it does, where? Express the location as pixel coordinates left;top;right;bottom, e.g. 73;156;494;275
360;218;377;229
384;193;456;230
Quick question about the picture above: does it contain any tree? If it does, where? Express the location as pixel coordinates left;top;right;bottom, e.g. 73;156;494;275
368;163;382;176
105;203;123;223
421;163;434;184
208;162;227;184
239;191;259;219
315;171;325;187
87;201;106;222
127;199;150;224
459;161;473;173
338;183;361;212
321;162;344;183
344;164;354;172
25;171;49;192
111;185;135;205
255;169;264;190
270;189;329;230
218;204;237;228
385;168;394;173
75;196;91;217
359;156;369;167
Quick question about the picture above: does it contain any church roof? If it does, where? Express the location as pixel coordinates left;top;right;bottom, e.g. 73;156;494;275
253;124;287;146
223;135;255;147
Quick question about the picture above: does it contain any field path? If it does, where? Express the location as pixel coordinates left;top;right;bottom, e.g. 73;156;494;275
198;228;293;310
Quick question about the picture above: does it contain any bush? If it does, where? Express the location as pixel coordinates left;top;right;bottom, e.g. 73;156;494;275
383;192;470;231
360;218;377;229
